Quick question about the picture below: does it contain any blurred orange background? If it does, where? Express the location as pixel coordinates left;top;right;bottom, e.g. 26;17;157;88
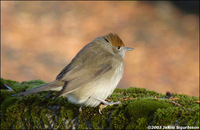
1;1;199;96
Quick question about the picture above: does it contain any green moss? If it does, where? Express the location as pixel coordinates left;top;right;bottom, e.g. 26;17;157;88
60;106;76;119
40;109;51;127
0;78;46;93
78;122;87;129
126;117;148;130
21;80;46;90
2;104;24;129
171;93;199;107
113;88;124;93
111;108;128;129
125;99;172;120
0;96;18;118
90;114;102;129
153;105;200;126
78;106;98;128
125;98;173;129
0;78;199;129
0;78;18;89
0;90;15;106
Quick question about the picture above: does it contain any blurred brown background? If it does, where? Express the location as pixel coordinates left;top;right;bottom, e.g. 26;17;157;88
1;1;199;96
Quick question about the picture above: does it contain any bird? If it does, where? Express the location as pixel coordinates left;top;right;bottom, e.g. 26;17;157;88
18;33;133;107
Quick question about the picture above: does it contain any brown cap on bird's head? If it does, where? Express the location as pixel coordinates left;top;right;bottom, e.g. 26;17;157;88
105;33;125;47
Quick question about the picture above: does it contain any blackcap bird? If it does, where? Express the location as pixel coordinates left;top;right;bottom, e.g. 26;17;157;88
18;33;133;107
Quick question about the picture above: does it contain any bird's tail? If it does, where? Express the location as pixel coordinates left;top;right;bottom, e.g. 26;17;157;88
18;80;64;96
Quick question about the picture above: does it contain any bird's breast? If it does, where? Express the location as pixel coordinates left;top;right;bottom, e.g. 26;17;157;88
87;62;124;101
67;61;124;107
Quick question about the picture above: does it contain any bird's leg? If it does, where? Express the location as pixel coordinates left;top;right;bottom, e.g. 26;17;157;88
79;104;83;112
95;97;121;114
95;97;121;106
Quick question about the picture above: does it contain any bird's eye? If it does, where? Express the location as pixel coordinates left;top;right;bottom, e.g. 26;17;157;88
117;46;121;49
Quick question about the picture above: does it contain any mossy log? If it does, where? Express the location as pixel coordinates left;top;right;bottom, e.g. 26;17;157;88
0;78;199;129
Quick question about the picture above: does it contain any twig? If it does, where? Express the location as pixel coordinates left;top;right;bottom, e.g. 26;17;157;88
171;101;181;106
4;84;14;91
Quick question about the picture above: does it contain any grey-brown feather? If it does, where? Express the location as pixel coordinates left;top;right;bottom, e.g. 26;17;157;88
18;80;65;96
56;37;121;97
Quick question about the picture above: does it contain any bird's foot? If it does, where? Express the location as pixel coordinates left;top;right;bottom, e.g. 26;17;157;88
95;97;121;114
96;97;121;106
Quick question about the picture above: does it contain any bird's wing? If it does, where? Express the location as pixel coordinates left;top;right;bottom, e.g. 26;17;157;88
56;44;117;95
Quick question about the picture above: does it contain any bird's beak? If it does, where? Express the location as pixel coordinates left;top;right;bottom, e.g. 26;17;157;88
125;47;134;51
